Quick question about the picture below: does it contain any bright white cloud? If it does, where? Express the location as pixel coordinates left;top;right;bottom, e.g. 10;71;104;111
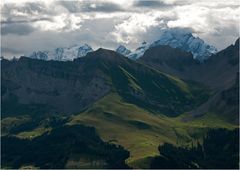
111;13;160;44
167;5;209;32
33;13;82;32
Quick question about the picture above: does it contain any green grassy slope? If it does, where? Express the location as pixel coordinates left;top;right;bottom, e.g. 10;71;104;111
67;93;236;168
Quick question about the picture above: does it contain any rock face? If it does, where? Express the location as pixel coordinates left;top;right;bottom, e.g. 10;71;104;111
128;28;217;61
2;48;205;117
115;45;131;56
1;55;111;116
29;44;93;61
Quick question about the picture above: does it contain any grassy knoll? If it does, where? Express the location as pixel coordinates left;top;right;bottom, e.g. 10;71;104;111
68;93;236;168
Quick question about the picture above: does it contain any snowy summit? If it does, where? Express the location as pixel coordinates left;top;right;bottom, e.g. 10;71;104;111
116;45;131;56
151;28;217;61
127;28;217;61
29;44;93;61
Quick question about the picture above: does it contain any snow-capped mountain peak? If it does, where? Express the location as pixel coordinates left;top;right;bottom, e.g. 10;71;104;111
77;44;93;58
30;51;49;60
127;41;150;59
151;28;217;61
29;44;93;61
115;45;131;56
127;28;217;61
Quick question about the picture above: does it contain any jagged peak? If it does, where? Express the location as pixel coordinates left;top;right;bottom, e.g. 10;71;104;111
152;28;217;61
128;28;217;61
116;45;131;56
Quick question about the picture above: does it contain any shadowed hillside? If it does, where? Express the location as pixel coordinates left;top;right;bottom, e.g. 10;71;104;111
2;125;130;169
2;48;209;117
140;39;239;124
151;128;239;169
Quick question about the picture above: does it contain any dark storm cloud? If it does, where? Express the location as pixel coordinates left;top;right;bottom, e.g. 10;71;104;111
17;2;46;14
1;17;122;58
2;2;52;16
82;2;124;12
133;0;173;9
0;1;55;36
1;2;53;36
1;47;25;55
1;17;52;24
1;23;35;35
58;1;124;13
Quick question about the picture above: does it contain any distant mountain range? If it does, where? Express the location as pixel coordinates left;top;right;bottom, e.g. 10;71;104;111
26;28;217;62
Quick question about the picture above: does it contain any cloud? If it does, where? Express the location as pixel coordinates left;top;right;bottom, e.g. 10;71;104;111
1;17;122;57
58;1;124;13
32;13;83;32
1;23;35;35
165;2;240;49
1;0;239;58
109;11;177;47
1;17;52;24
1;1;83;33
1;2;53;18
133;0;173;9
1;47;25;55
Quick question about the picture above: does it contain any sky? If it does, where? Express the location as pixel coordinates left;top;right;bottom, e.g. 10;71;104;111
1;0;239;58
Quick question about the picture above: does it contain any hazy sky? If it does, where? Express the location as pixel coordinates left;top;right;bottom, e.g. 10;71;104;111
1;0;239;58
